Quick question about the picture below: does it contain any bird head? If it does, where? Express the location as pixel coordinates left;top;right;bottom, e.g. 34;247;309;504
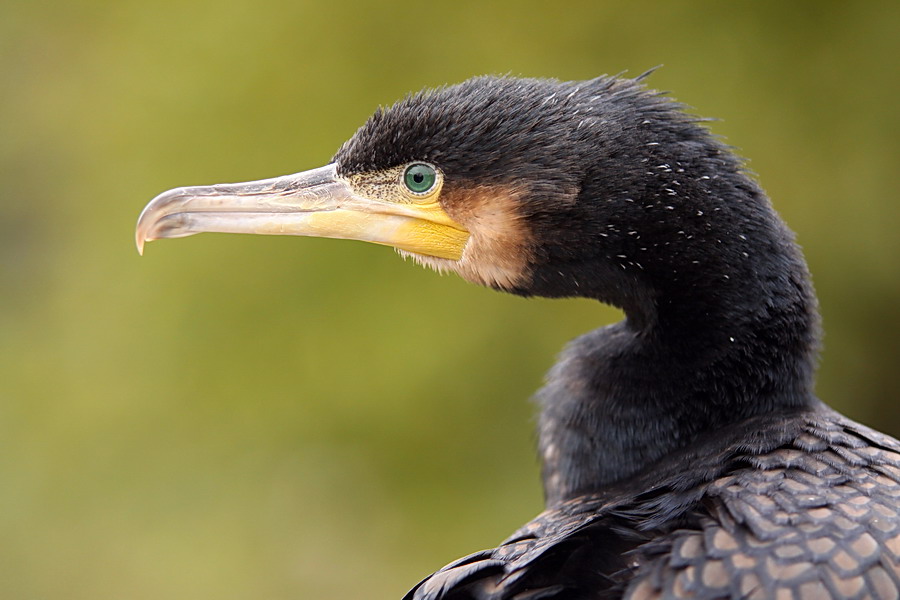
136;75;773;318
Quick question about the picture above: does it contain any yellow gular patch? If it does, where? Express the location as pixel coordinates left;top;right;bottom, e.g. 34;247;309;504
401;185;534;290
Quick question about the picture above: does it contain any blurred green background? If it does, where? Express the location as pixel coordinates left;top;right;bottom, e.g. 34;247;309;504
1;1;899;598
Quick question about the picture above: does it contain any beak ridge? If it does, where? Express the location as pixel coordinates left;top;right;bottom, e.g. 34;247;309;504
135;165;348;255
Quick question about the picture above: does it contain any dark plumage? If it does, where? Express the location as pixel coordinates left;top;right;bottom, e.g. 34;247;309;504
137;74;900;599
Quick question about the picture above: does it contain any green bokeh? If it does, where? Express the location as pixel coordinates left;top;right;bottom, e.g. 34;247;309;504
2;1;899;598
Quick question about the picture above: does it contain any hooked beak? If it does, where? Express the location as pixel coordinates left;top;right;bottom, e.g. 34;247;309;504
135;164;469;259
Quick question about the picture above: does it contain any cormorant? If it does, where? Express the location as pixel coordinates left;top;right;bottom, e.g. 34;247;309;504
136;74;900;599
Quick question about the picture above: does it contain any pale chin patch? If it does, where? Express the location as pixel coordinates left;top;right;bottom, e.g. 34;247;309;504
396;249;458;276
396;245;527;291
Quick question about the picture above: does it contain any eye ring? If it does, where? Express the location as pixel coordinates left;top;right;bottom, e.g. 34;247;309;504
403;162;438;195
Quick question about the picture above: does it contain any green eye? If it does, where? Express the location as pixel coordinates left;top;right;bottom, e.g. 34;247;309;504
403;163;437;194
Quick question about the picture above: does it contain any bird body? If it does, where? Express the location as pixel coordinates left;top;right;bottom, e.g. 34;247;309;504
410;406;900;599
136;74;900;599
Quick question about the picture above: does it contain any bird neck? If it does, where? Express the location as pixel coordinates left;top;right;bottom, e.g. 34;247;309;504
535;218;820;507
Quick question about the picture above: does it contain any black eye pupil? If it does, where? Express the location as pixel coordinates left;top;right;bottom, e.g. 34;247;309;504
413;173;424;183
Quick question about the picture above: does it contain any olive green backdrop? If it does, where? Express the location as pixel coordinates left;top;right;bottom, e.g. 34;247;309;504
1;1;898;598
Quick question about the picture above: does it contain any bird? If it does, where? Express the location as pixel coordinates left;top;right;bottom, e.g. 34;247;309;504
136;73;900;599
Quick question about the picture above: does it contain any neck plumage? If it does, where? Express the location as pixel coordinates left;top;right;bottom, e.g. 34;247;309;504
534;198;820;507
